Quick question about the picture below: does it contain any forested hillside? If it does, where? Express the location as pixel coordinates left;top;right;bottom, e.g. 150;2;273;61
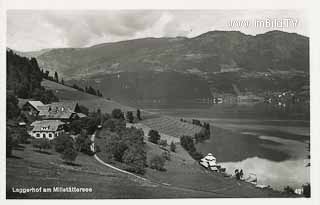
6;49;58;103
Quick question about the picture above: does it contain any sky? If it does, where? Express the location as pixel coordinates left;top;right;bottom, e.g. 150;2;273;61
7;10;308;52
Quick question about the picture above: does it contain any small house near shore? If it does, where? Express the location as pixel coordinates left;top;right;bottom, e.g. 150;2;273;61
30;120;65;140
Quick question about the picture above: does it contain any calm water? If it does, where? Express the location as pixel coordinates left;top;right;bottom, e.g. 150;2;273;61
139;102;310;191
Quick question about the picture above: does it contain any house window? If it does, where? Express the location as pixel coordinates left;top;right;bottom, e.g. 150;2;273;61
36;133;40;138
42;133;46;138
48;133;53;139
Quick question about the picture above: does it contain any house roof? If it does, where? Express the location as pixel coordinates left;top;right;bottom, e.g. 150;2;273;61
76;113;87;118
27;101;45;110
31;120;65;132
42;111;75;120
48;102;78;113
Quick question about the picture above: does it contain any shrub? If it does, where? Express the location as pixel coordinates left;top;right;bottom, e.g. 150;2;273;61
159;139;168;147
148;129;160;144
170;142;176;152
149;155;165;171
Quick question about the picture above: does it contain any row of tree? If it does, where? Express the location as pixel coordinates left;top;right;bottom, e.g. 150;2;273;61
71;84;103;97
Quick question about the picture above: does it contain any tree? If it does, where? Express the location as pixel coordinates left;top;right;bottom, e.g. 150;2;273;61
180;135;196;153
54;71;59;82
136;109;142;120
62;146;78;164
126;111;134;123
122;145;146;174
7;94;20;120
111;109;124;119
61;78;64;85
75;129;93;155
53;134;74;153
170;141;176;152
6;127;18;157
105;131;128;162
103;118;126;133
149;155;165;171
284;186;295;194
159;139;168;147
148;129;160;144
302;183;310;197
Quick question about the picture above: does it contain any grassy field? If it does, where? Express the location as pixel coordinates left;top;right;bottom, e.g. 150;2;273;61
94;127;293;198
7;142;241;199
140;116;202;138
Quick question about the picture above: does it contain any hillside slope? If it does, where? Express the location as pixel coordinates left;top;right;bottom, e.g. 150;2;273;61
41;79;136;114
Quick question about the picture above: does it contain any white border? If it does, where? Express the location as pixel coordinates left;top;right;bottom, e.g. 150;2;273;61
1;1;319;205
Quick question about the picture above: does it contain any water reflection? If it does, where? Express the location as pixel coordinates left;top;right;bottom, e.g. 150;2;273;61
220;157;310;191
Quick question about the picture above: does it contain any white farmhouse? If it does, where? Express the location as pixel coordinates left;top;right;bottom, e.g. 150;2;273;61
30;120;65;140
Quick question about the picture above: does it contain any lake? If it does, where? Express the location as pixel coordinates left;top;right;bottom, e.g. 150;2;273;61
139;102;310;191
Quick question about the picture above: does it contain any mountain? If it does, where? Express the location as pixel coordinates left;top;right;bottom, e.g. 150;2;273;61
31;30;308;80
9;48;52;58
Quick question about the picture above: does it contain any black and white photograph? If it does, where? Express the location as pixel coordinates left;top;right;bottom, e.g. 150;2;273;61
1;0;319;202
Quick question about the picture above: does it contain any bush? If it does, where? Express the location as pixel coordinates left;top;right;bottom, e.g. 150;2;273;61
170;142;176;152
149;155;165;171
148;129;160;144
159;139;168;147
